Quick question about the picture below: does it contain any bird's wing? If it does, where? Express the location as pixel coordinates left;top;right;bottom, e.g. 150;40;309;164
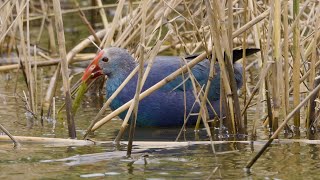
142;56;222;101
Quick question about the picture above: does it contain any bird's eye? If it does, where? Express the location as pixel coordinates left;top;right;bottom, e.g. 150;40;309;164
102;57;109;62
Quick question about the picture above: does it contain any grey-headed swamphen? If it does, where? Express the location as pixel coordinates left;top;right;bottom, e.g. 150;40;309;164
81;47;259;127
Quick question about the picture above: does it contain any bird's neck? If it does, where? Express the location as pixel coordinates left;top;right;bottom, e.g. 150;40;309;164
106;62;137;97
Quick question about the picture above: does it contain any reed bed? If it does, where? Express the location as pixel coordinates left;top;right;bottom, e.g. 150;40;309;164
0;0;319;167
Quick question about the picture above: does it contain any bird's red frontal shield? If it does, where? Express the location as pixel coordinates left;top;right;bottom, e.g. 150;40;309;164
81;50;104;83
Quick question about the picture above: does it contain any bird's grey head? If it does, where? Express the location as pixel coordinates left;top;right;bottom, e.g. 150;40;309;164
98;47;136;77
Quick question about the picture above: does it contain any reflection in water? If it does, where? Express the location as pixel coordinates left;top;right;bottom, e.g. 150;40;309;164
1;142;317;179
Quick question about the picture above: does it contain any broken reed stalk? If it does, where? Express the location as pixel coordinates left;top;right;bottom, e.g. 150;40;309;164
52;0;76;138
0;123;21;148
73;0;102;45
292;0;301;130
246;82;320;169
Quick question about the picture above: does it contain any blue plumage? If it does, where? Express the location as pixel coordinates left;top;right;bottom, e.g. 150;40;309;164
97;47;246;127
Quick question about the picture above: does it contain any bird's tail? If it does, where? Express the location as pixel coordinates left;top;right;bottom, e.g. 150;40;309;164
232;48;260;63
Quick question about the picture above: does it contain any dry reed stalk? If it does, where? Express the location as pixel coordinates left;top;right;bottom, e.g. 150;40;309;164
0;0;28;43
52;0;76;138
242;0;248;130
283;0;289;118
0;55;95;72
47;17;57;54
248;0;266;125
40;68;44;126
15;0;36;120
225;0;244;134
0;135;94;146
271;0;281;132
44;63;60;111
26;2;140;22
102;0;126;47
181;56;210;135
265;77;273;132
5;135;320;147
0;0;15;49
241;63;272;116
26;1;36;115
0;123;20;148
33;45;38;115
35;0;47;44
126;0;148;157
176;87;207;141
206;0;237;134
116;2;163;48
74;1;101;45
174;45;216;151
194;56;216;131
260;0;278;132
0;0;11;10
293;0;301;129
96;0;109;30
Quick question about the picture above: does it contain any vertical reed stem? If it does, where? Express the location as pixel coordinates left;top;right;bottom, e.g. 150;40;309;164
52;0;76;138
271;0;281;132
127;0;147;157
283;0;289;117
293;0;301;130
306;9;320;134
242;0;248;131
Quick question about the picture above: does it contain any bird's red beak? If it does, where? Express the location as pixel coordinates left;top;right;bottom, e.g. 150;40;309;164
81;50;104;83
